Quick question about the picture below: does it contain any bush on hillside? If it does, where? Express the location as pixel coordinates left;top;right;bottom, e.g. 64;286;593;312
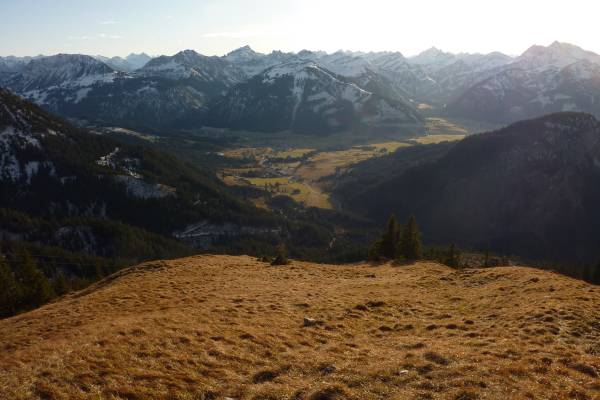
271;243;290;266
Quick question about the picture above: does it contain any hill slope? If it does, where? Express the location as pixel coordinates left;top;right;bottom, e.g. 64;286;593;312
0;86;286;266
334;112;600;264
1;255;598;399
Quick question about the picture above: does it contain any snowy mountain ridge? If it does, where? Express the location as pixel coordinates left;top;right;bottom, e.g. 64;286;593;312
200;60;424;134
3;41;600;129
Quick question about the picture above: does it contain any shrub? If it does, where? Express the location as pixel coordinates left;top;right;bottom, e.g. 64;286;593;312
271;244;290;266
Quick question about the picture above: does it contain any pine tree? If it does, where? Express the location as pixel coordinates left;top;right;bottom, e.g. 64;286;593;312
371;214;401;260
483;250;490;267
13;249;54;308
368;240;383;261
54;273;70;296
399;215;421;260
444;243;461;268
592;260;600;285
0;252;19;317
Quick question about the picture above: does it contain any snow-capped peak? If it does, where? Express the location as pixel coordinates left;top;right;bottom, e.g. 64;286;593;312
225;45;261;62
6;54;119;93
315;52;375;77
125;53;152;69
139;50;244;83
518;41;600;69
409;47;456;66
261;60;322;83
369;52;409;72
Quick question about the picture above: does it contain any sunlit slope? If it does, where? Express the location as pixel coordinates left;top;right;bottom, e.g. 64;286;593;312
0;255;598;399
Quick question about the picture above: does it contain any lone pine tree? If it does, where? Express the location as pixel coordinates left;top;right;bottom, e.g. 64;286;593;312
400;215;421;260
445;243;462;268
370;214;401;260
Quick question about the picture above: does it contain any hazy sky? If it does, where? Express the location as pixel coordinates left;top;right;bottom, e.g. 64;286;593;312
2;0;599;57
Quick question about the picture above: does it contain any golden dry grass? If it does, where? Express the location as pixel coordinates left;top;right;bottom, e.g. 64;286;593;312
425;118;469;136
223;148;315;160
245;177;332;209
295;146;403;183
410;135;466;145
4;256;598;400
220;143;414;209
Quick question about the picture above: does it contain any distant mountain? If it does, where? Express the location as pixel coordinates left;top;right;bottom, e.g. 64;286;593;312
408;47;458;70
448;43;600;123
224;45;298;78
6;54;118;93
313;51;374;77
224;45;262;63
4;54;122;115
3;52;237;129
402;49;514;104
367;52;443;103
95;53;152;72
334;112;600;263
516;41;600;70
140;49;244;85
5;42;599;130
125;53;153;70
0;56;41;81
199;60;424;134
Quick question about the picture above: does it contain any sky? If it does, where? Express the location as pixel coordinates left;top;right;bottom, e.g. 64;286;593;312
1;0;600;58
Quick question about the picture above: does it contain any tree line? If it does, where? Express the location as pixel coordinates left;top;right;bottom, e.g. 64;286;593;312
369;214;461;267
368;214;600;284
0;243;115;319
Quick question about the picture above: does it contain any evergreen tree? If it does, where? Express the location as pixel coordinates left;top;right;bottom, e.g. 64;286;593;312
399;215;421;260
0;252;19;318
444;243;462;268
370;214;401;260
54;273;70;296
380;214;401;259
13;249;54;308
368;240;383;261
592;260;600;285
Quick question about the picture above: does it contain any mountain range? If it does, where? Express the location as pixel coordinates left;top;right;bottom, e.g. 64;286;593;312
94;53;152;72
3;41;600;132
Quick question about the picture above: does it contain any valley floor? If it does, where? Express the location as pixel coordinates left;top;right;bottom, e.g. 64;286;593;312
0;256;599;399
217;117;467;209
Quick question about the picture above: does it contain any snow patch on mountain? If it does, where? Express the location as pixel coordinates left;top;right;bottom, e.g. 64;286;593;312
115;175;176;199
0;126;54;182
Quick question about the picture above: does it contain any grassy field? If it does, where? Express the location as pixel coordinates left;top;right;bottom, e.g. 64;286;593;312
224;148;316;160
246;177;332;209
275;148;316;158
215;118;478;210
247;177;332;209
1;255;598;399
411;135;466;145
425;118;470;136
296;143;412;184
220;141;415;209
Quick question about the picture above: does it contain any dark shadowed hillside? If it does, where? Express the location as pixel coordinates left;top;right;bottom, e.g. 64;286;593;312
334;113;600;264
